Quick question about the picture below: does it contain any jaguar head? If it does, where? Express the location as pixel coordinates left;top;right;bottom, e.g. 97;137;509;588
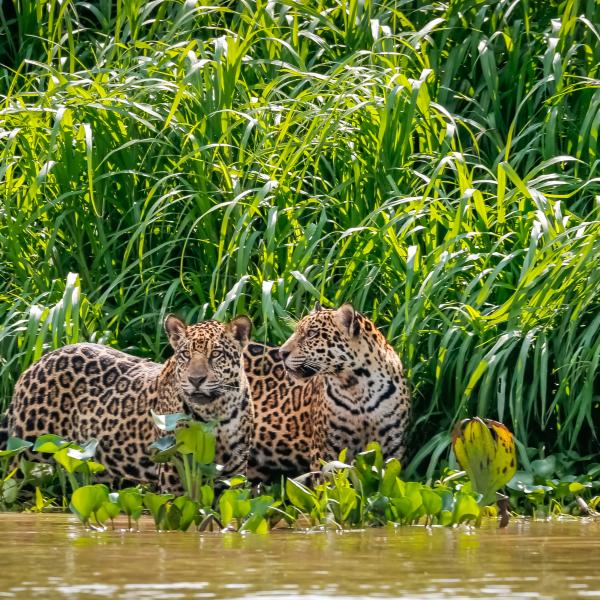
164;315;252;405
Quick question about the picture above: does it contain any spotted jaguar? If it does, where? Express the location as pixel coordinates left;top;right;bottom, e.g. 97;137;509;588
0;316;253;488
245;303;411;482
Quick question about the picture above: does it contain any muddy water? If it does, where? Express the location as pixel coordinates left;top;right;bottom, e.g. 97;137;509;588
0;514;599;599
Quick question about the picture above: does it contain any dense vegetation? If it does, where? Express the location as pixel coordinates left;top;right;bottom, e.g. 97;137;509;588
3;415;598;529
1;0;599;476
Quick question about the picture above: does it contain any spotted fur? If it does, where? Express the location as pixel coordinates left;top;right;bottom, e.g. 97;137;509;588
247;303;411;482
2;316;253;488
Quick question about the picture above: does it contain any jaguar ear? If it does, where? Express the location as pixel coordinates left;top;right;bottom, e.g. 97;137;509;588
313;301;323;312
228;315;252;346
164;314;187;349
335;303;360;337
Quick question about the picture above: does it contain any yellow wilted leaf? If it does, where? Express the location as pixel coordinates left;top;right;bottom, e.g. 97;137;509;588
452;417;517;505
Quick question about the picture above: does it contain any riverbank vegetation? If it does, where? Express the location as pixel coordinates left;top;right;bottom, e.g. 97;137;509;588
1;416;599;530
1;0;599;480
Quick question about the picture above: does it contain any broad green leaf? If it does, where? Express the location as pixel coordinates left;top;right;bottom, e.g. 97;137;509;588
223;475;247;488
53;447;83;474
531;456;557;479
70;484;109;524
380;458;401;497
421;488;443;516
67;439;99;461
0;478;18;504
119;488;144;520
175;421;216;464
0;437;33;458
200;485;214;507
285;478;316;513
452;492;480;524
33;434;70;454
173;496;199;531
96;499;121;523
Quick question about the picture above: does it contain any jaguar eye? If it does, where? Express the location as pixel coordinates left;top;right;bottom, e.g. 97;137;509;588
210;349;223;360
180;350;191;361
306;329;318;339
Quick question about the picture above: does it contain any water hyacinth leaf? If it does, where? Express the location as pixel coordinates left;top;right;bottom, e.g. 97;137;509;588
0;437;33;458
240;514;269;534
554;480;589;498
507;471;533;489
234;497;252;519
364;442;384;471
249;495;275;518
438;489;456;513
200;485;214;507
351;451;381;493
391;496;414;521
173;496;199;531
507;472;553;495
163;503;182;531
200;462;223;481
452;492;481;524
223;475;247;488
380;458;402;497
421;488;443;516
85;461;106;474
33;434;70;454
404;482;424;514
219;492;234;526
151;410;190;432
328;485;358;523
452;417;517;505
218;489;252;527
148;435;179;463
285;478;317;513
531;456;557;478
438;510;453;526
53;447;83;474
118;488;144;522
0;478;18;504
175;421;216;464
19;459;53;480
34;486;45;511
67;439;99;461
70;484;109;525
142;491;172;522
96;498;121;524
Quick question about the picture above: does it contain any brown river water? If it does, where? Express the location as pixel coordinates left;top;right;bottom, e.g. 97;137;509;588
0;513;599;599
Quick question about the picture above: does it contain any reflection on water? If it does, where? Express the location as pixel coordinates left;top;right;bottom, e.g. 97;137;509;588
0;513;599;599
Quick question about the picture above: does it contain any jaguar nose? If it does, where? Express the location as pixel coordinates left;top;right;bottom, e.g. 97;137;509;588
188;374;207;388
278;349;290;362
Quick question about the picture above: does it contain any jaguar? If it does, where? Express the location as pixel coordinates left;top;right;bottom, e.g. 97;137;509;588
245;303;411;482
0;315;253;488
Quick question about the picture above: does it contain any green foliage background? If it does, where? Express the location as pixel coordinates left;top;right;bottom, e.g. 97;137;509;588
1;0;599;474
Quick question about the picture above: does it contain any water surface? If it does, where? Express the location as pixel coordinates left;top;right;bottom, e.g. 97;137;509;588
0;514;599;599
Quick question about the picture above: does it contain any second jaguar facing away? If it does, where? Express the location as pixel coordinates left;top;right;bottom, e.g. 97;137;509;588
246;303;411;483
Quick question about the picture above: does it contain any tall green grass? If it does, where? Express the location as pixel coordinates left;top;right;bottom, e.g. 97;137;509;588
1;0;599;475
